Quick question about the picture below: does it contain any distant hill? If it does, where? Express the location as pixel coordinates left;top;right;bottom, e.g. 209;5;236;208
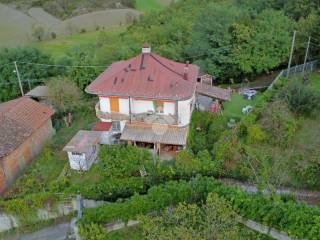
0;3;141;48
0;0;136;19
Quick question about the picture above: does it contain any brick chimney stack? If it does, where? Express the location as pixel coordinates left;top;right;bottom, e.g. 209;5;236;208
142;43;151;54
183;61;189;80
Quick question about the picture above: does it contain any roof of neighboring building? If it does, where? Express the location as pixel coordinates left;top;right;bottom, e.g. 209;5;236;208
86;46;200;100
63;130;100;153
120;123;188;146
0;97;54;158
26;86;50;98
92;122;112;132
196;83;231;101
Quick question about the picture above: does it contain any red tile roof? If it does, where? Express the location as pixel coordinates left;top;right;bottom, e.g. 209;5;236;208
92;122;112;131
86;49;200;100
0;97;54;158
196;83;231;101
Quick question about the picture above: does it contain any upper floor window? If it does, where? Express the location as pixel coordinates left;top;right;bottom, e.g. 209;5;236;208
154;101;164;113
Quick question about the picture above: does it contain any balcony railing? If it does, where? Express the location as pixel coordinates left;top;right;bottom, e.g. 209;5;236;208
95;103;130;121
95;103;179;125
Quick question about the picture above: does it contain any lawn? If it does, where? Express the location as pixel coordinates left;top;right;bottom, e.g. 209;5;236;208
135;0;166;12
108;226;143;240
223;93;260;120
33;27;125;59
310;71;320;90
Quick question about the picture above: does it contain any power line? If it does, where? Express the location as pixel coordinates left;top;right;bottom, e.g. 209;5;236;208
16;61;109;68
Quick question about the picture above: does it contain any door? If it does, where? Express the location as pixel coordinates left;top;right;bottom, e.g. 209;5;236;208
110;97;119;112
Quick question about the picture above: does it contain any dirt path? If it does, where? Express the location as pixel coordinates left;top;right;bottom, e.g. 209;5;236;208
221;178;320;206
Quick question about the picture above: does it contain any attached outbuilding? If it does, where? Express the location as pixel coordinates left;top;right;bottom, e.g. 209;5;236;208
63;130;100;171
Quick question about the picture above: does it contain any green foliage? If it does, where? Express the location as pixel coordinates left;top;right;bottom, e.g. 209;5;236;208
260;101;298;147
187;3;292;81
139;193;239;240
0;193;62;225
80;176;320;240
188;111;224;153
246;124;266;144
279;78;320;116
78;223;107;240
97;145;153;178
47;77;84;115
0;47;54;102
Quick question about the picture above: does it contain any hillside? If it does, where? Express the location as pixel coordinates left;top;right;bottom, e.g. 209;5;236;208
0;3;140;48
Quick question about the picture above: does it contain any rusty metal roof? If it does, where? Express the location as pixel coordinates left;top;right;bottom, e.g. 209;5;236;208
63;130;100;153
196;83;231;101
120;123;188;145
0;97;54;158
85;47;199;100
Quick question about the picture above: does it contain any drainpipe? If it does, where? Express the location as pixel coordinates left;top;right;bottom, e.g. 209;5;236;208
128;96;132;124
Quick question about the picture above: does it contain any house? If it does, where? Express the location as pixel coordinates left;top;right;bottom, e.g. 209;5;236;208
63;130;100;171
0;97;54;194
85;44;229;158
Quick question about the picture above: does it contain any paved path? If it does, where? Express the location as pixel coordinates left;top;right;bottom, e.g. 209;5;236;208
5;223;70;240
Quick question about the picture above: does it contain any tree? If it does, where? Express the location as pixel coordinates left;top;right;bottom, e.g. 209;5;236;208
0;47;54;102
139;193;239;240
32;25;45;41
46;77;83;118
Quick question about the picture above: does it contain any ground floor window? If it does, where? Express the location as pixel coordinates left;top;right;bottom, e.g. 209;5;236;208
112;121;121;131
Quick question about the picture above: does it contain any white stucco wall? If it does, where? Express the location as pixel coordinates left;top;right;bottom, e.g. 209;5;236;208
67;152;87;171
99;97;110;112
119;98;129;114
164;102;175;115
178;97;194;126
131;99;154;114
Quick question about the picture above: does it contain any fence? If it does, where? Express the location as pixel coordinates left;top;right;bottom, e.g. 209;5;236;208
268;60;318;90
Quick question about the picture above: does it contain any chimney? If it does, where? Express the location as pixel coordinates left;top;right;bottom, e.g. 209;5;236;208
142;43;151;54
183;61;189;80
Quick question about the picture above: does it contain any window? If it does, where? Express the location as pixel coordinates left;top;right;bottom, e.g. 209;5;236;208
72;152;82;156
112;121;121;131
154;101;164;113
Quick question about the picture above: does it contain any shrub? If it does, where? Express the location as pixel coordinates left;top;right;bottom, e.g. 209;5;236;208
279;78;320;116
80;176;320;240
259;101;298;147
246;124;266;144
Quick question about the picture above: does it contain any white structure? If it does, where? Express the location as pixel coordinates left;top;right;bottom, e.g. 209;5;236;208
63;131;100;171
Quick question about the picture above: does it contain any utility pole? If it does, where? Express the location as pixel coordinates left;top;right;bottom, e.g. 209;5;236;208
14;61;24;96
287;30;297;77
302;36;311;74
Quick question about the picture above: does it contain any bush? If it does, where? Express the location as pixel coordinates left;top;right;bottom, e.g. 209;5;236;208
80;176;320;240
279;78;320;116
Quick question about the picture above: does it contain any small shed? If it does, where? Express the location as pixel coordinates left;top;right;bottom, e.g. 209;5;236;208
92;121;113;144
63;130;100;171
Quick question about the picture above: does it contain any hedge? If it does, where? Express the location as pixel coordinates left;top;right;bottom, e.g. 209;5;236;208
80;176;320;240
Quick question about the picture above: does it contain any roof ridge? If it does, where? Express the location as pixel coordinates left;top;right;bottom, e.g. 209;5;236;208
150;53;185;79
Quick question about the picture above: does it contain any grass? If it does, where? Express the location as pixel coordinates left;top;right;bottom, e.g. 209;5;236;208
108;226;143;240
4;109;96;198
223;93;260;120
310;71;320;90
33;27;125;59
135;0;165;12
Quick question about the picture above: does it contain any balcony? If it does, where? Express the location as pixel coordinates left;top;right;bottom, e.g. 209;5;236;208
95;103;179;125
95;103;130;121
132;112;178;125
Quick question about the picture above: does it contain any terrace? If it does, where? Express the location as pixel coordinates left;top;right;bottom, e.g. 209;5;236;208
95;102;179;125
